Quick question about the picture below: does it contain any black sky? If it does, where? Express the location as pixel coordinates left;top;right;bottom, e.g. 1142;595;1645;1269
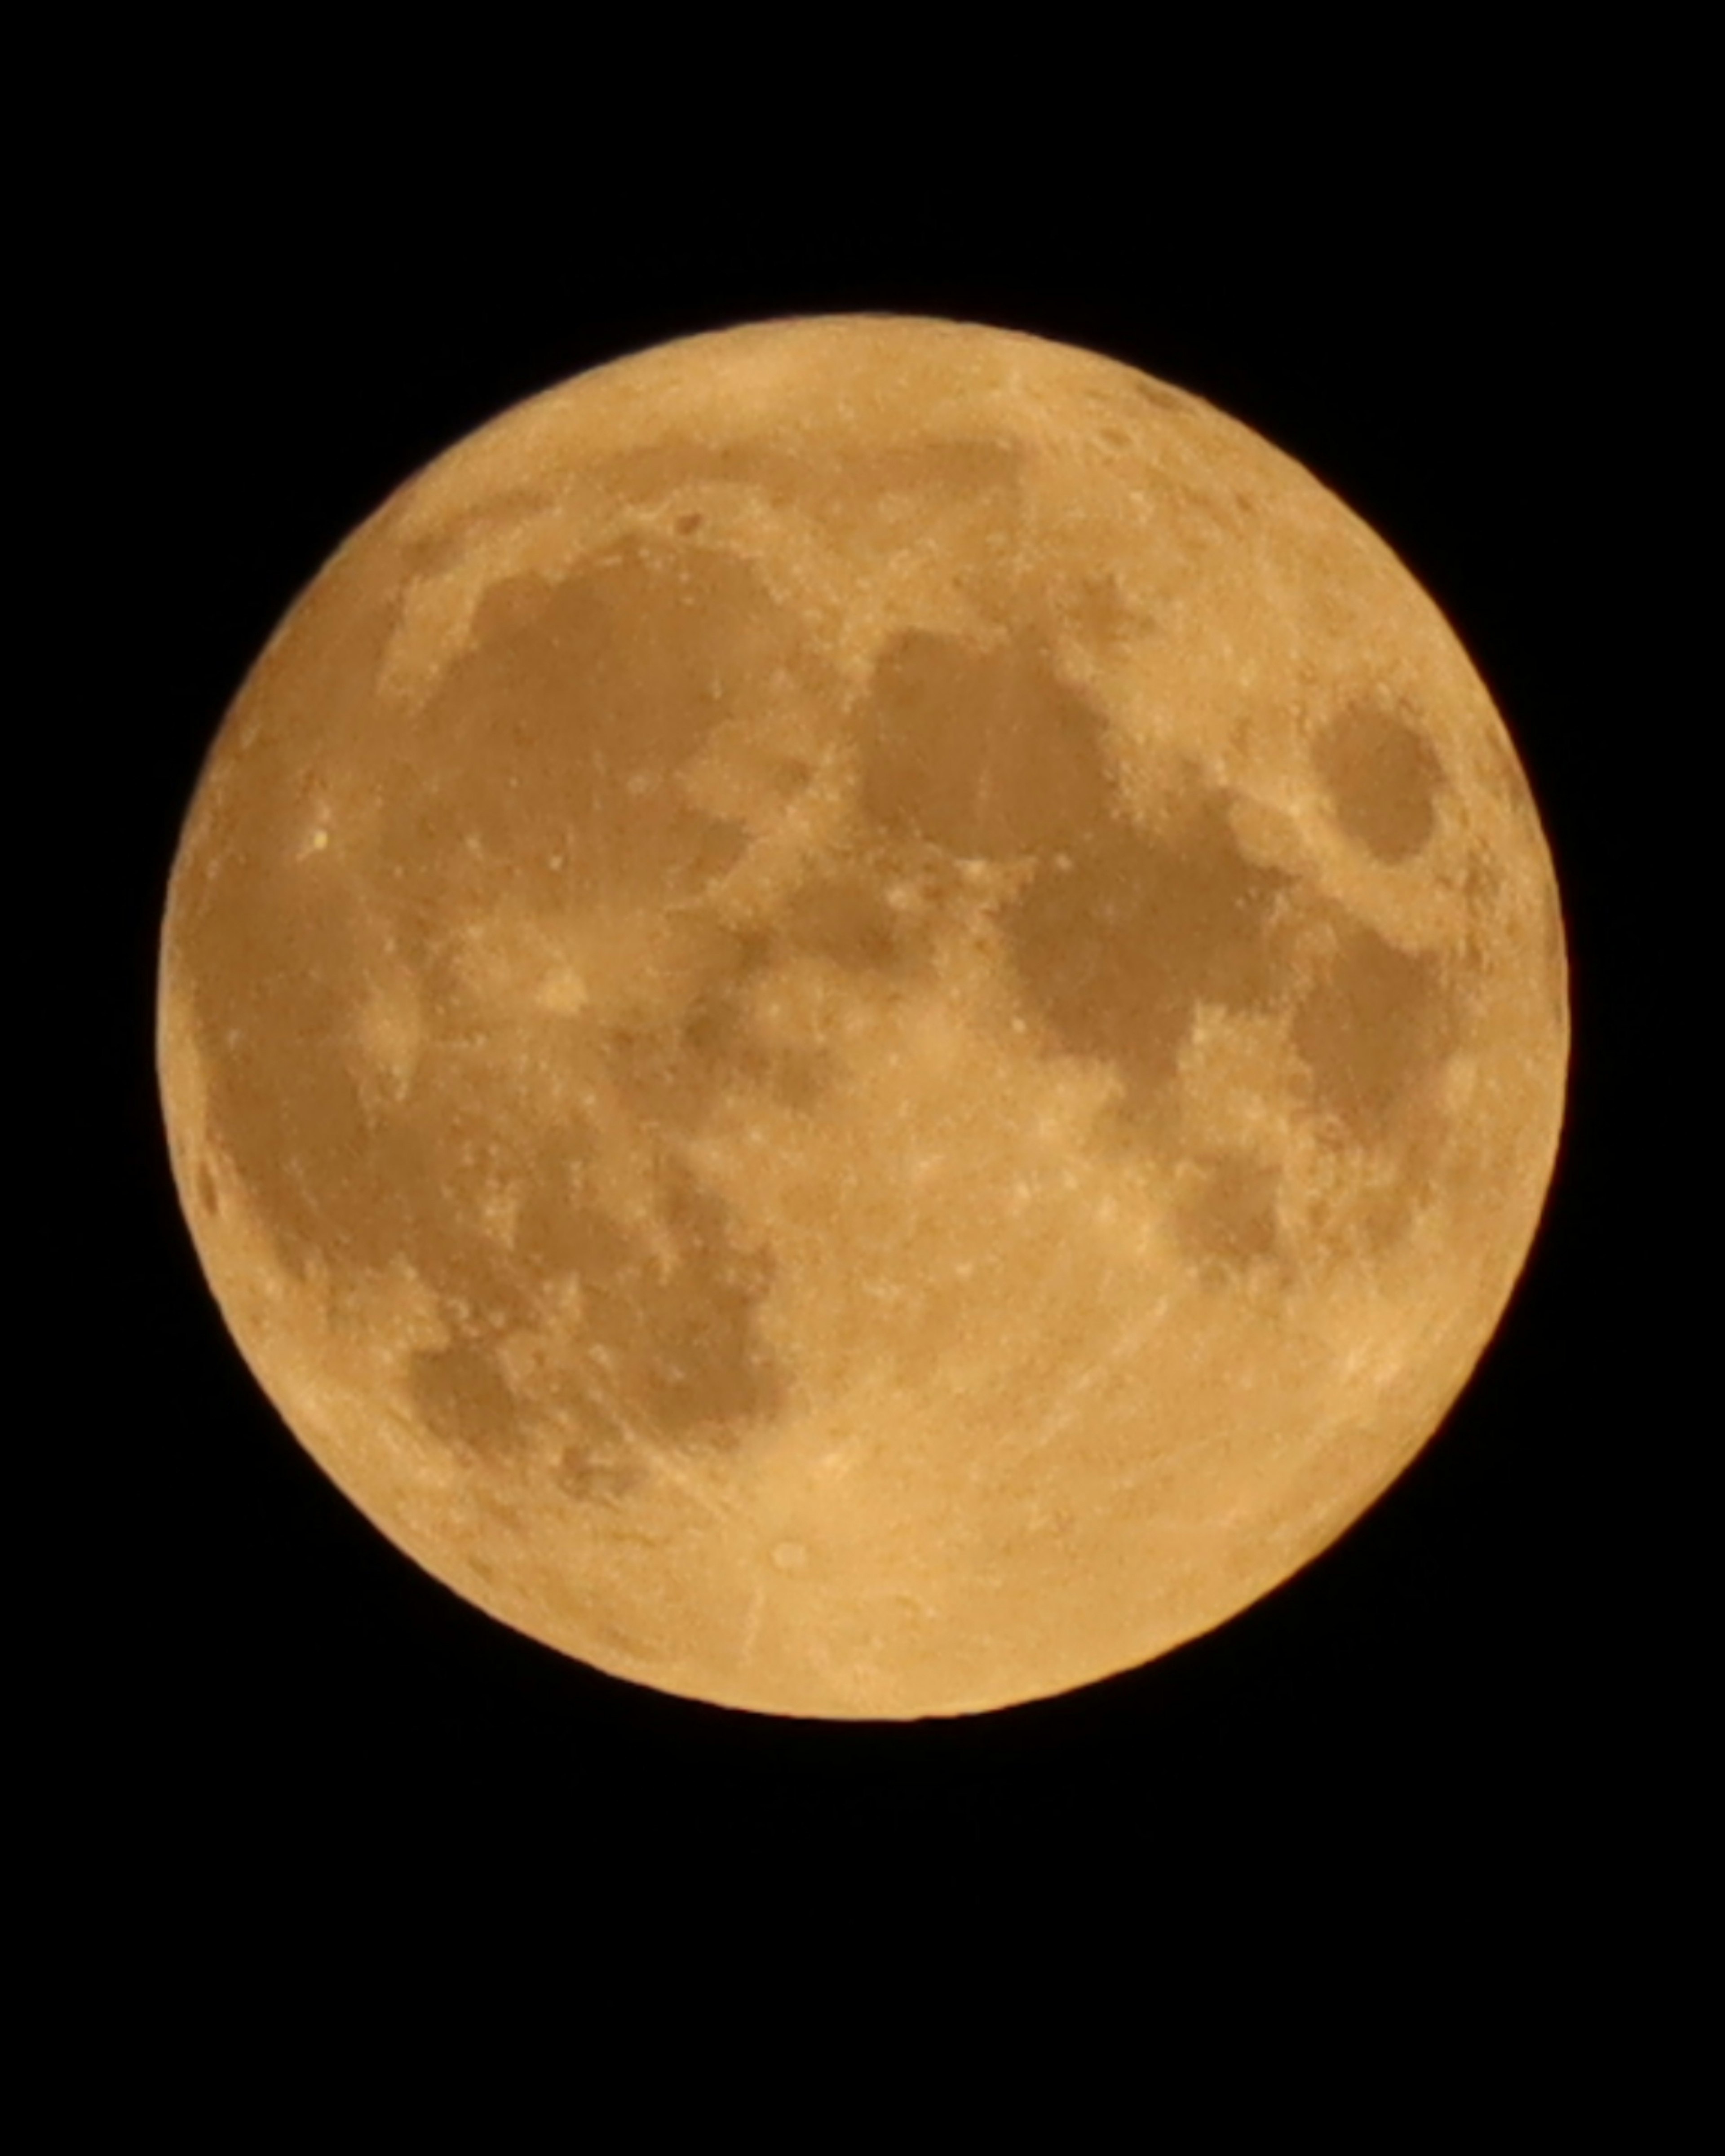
85;100;1668;1966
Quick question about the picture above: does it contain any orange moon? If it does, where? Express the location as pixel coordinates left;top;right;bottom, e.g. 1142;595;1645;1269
157;314;1568;1719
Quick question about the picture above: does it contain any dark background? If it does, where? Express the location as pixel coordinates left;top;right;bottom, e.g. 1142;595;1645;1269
87;82;1667;1960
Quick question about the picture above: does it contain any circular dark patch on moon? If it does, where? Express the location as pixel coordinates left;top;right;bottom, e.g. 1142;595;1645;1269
1312;694;1445;863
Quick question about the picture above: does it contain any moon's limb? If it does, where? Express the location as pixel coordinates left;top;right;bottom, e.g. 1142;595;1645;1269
157;316;1568;1718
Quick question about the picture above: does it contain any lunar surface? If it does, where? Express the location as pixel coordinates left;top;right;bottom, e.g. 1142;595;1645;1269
157;315;1569;1718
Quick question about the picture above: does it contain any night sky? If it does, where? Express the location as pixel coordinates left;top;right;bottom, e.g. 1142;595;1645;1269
84;86;1666;1973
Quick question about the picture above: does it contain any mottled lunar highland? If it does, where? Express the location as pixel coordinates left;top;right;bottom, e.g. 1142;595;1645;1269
158;316;1569;1717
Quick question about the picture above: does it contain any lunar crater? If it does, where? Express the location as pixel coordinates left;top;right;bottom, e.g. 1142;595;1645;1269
1313;691;1447;862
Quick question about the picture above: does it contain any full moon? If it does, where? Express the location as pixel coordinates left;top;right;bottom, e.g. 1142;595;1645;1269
158;315;1568;1719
